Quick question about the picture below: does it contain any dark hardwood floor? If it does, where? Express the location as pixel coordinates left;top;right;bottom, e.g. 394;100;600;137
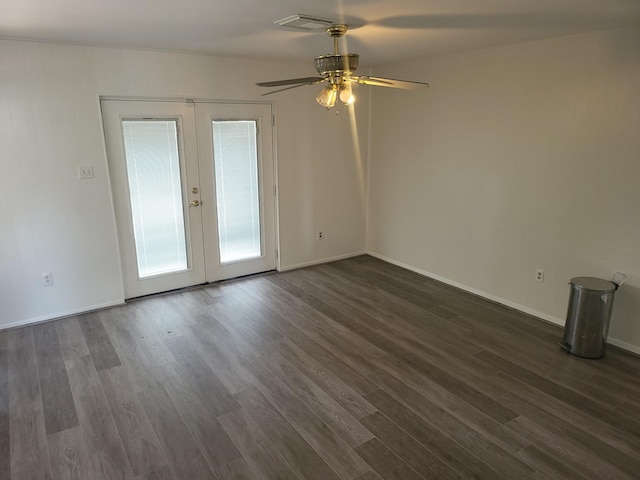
2;255;640;479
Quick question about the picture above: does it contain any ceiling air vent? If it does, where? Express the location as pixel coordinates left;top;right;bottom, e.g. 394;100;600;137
275;14;335;31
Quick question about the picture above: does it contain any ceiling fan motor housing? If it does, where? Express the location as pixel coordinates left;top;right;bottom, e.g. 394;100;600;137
314;53;359;76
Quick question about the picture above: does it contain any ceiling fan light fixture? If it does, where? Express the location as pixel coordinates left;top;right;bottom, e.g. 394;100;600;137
316;85;338;108
339;83;355;105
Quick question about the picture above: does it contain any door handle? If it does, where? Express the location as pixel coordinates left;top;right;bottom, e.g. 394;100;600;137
188;200;200;207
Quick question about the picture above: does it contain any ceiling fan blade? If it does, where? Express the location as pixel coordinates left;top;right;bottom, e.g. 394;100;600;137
352;76;429;90
261;80;327;96
256;76;326;87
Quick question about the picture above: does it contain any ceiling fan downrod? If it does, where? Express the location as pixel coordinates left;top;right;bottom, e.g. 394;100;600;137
325;24;348;54
314;25;359;78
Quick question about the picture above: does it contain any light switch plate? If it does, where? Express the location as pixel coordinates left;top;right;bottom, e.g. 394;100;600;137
78;165;94;179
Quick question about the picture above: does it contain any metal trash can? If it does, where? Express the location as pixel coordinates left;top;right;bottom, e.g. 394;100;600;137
560;273;626;358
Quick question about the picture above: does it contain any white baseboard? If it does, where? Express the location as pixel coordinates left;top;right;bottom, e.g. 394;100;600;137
367;251;639;356
0;299;125;331
279;250;366;273
607;337;640;356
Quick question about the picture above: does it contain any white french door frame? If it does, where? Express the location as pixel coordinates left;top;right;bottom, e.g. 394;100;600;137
101;98;279;299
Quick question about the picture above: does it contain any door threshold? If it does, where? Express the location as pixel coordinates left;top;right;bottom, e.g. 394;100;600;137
125;269;277;303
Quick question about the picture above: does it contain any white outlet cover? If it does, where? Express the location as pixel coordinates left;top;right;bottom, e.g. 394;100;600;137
78;165;94;179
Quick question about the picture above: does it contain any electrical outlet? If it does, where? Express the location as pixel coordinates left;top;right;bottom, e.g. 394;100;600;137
317;231;324;240
535;269;544;283
78;165;94;179
42;272;53;286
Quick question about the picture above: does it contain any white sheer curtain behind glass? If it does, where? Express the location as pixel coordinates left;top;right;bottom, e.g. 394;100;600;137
212;120;262;263
122;120;188;277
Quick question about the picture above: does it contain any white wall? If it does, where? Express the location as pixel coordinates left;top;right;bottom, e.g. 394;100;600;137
5;28;639;355
0;40;369;329
367;27;640;353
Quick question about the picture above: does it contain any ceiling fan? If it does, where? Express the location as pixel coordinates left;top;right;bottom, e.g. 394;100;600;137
256;24;429;109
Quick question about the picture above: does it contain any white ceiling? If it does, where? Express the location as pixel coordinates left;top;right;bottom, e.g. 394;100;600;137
1;0;640;68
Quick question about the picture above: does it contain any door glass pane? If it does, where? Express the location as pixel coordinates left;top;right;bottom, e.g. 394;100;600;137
212;120;262;264
122;120;188;278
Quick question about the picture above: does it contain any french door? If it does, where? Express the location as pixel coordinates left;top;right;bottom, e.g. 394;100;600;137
101;100;276;298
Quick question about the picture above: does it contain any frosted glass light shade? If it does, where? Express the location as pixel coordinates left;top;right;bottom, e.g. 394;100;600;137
316;85;338;108
339;84;355;104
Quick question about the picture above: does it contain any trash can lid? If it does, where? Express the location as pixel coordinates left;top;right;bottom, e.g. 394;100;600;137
570;277;616;293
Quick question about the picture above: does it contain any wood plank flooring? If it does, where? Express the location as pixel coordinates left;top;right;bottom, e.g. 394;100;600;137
2;255;640;479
